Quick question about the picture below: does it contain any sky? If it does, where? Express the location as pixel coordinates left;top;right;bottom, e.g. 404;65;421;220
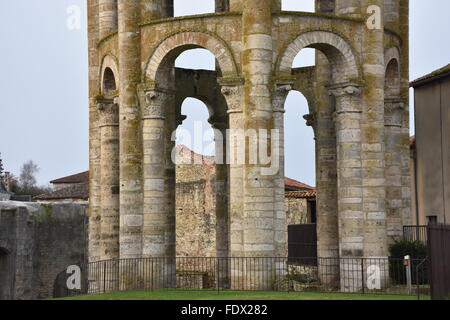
0;1;449;187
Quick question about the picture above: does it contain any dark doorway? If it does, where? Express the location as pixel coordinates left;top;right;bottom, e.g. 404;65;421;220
288;224;318;265
0;248;12;300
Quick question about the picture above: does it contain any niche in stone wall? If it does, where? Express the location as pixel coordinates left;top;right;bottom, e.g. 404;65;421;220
103;67;117;94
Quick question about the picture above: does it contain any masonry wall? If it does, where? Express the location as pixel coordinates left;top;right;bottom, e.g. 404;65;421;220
174;151;310;257
0;202;87;300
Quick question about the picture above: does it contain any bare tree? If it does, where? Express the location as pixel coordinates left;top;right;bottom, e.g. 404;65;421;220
0;153;4;177
19;160;39;190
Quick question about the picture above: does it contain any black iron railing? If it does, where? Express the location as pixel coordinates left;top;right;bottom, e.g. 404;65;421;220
403;225;428;243
55;256;429;299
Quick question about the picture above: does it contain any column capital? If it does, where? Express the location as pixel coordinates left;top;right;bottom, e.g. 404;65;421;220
328;82;363;98
328;82;364;115
139;86;170;120
218;77;245;114
96;97;119;127
273;81;294;113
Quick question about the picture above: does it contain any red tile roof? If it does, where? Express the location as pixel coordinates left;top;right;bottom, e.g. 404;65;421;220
50;171;89;184
284;177;315;191
34;183;89;201
285;190;317;199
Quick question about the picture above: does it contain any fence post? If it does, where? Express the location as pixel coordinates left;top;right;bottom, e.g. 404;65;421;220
361;259;365;294
103;261;106;293
404;255;412;295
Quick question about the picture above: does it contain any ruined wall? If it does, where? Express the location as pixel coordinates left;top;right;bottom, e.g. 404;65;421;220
0;202;87;300
175;148;217;257
286;197;308;226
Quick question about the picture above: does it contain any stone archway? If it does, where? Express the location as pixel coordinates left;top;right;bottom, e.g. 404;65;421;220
0;248;12;300
277;30;360;83
144;30;239;85
276;30;363;290
384;47;404;241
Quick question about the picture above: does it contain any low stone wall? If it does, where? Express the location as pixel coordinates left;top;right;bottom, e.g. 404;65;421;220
0;201;87;300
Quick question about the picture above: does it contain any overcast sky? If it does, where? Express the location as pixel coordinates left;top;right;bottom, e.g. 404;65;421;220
0;1;449;187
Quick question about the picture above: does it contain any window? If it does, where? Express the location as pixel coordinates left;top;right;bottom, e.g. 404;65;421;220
427;216;438;225
174;0;215;17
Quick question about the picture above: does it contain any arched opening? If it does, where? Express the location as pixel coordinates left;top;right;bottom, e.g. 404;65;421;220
0;248;12;300
282;0;315;12
284;90;317;225
293;48;316;69
385;58;400;97
174;0;215;17
144;36;232;287
102;67;116;94
175;49;216;71
175;98;217;258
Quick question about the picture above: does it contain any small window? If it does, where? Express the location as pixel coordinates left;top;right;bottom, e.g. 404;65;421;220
103;68;116;94
427;216;438;225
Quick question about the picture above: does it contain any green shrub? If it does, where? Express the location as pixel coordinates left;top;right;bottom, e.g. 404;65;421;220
389;238;428;285
389;238;427;259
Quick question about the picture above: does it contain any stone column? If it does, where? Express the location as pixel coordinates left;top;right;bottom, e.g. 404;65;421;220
335;0;362;18
88;0;102;265
210;116;230;288
97;97;120;261
229;0;243;11
215;0;230;12
384;0;400;33
97;97;120;292
219;78;244;289
399;0;411;227
242;0;281;290
273;83;292;258
140;0;173;21
118;0;143;260
329;83;364;292
361;0;389;271
99;0;118;39
314;52;340;289
384;98;405;240
140;87;176;288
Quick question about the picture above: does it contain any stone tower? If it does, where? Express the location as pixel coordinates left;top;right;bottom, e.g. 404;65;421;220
88;0;410;291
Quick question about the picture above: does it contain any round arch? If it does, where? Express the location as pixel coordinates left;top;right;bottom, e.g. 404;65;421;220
100;54;120;95
384;47;401;97
144;31;239;84
277;30;360;82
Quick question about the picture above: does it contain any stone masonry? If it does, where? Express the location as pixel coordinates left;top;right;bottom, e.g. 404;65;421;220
88;0;410;291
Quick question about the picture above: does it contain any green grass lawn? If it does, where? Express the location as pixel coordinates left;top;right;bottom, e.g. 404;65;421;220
57;290;429;300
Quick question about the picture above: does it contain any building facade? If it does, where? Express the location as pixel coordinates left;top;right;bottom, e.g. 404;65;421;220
411;64;450;225
88;0;410;290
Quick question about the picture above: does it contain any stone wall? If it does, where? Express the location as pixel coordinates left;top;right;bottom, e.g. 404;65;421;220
0;202;87;300
174;146;311;257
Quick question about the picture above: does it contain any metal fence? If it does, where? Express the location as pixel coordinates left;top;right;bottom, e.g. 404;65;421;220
55;256;429;299
403;225;428;243
427;224;450;300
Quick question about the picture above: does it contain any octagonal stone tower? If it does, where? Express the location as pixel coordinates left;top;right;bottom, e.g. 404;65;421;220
88;0;410;291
